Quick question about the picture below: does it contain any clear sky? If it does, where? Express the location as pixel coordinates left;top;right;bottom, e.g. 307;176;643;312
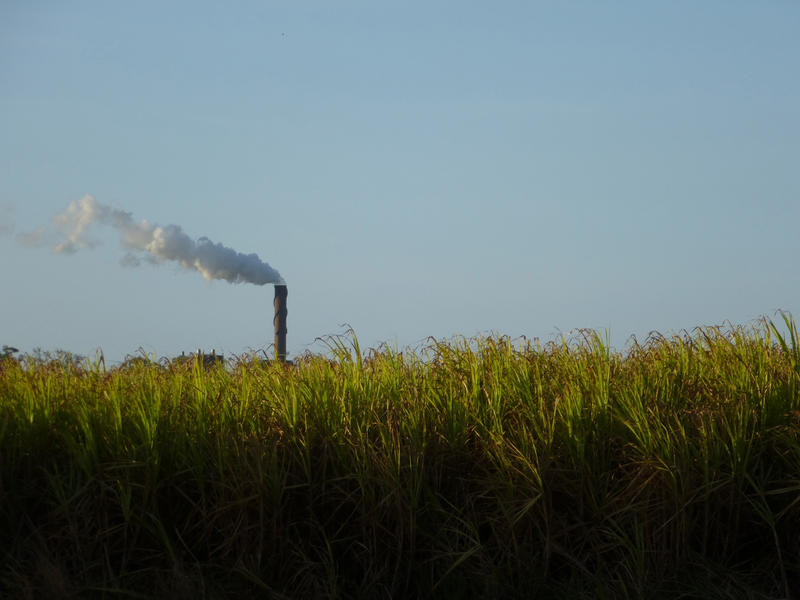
1;1;798;363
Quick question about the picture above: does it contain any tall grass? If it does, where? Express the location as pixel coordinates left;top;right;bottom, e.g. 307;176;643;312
1;315;799;598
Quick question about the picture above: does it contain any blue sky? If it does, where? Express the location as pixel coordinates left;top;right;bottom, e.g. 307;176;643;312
1;1;798;363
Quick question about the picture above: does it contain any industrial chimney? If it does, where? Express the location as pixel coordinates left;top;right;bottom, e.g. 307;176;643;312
273;284;288;362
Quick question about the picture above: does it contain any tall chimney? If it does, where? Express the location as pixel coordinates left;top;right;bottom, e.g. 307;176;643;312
273;284;288;362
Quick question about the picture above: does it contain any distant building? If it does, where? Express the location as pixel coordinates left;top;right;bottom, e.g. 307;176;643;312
177;349;225;369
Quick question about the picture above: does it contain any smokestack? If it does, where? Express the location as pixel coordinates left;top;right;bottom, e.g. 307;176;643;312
273;284;288;362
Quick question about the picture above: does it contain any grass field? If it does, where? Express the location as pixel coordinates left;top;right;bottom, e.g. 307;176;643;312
1;314;799;599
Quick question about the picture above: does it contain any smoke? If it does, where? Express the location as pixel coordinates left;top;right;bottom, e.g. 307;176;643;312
0;205;14;236
21;195;284;285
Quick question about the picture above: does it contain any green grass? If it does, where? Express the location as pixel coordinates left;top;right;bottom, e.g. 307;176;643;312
1;314;799;598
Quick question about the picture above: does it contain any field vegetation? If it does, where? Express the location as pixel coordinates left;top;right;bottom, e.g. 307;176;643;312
1;314;800;598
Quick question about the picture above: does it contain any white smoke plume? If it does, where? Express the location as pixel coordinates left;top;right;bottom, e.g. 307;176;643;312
22;195;284;285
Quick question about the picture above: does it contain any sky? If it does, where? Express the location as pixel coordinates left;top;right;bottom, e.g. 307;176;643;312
1;1;799;364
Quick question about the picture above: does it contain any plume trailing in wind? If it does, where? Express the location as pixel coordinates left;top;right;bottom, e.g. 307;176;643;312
0;204;14;236
22;196;283;285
